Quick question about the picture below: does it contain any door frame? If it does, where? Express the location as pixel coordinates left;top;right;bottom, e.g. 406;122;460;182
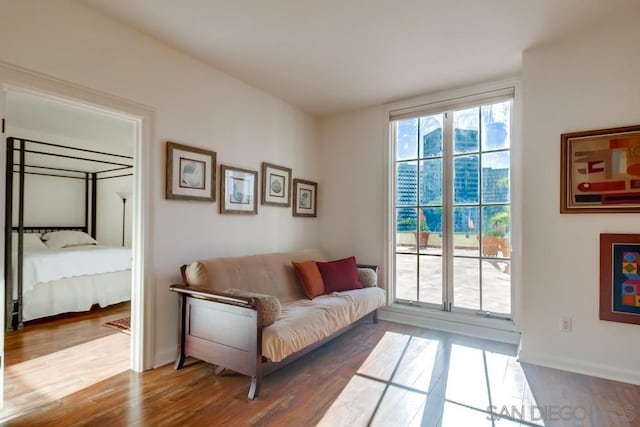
0;61;155;377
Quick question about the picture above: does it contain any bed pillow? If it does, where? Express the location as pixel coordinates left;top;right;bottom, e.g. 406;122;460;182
42;230;98;248
291;260;325;299
316;256;363;293
11;232;47;250
224;288;281;326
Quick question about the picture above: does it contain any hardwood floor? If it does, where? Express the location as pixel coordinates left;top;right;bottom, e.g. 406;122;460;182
2;316;639;426
2;303;130;423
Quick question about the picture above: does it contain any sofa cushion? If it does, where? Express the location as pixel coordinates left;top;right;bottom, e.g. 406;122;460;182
316;256;363;293
224;288;281;326
199;249;328;302
262;287;386;362
185;261;208;286
291;260;325;299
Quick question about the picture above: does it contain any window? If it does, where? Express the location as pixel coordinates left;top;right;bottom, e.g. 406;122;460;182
392;94;513;318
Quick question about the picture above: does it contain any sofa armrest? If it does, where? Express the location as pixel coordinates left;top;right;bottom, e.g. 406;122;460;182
357;263;379;273
170;284;263;311
357;264;379;287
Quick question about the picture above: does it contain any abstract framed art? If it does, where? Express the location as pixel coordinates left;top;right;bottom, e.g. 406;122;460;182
561;125;640;213
292;178;317;217
600;233;640;325
261;162;291;207
220;165;258;215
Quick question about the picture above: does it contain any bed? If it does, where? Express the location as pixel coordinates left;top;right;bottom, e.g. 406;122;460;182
4;137;134;329
12;231;132;322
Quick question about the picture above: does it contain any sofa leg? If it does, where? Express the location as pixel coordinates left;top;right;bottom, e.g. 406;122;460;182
372;309;379;324
248;375;262;400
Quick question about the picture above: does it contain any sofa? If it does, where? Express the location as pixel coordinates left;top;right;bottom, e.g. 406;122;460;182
169;248;386;399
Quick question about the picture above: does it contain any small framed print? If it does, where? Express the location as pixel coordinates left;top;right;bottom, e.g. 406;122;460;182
261;162;292;207
600;233;640;325
220;165;258;215
292;179;317;217
166;141;216;201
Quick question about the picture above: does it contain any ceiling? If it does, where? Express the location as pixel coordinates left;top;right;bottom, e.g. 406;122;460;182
6;91;135;168
82;0;638;116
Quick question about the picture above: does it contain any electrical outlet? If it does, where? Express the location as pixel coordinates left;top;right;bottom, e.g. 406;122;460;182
560;316;572;332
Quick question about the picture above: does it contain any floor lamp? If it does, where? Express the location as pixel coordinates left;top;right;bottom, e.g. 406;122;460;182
116;192;131;247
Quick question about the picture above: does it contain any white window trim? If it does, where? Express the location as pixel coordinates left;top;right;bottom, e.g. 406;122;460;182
381;76;523;342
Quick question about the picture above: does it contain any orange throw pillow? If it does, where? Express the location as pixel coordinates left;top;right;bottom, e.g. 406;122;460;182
292;260;325;299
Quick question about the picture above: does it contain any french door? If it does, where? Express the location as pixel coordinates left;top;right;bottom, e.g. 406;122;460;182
393;99;512;318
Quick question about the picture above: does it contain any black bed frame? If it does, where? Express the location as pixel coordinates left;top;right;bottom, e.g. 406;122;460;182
3;137;133;330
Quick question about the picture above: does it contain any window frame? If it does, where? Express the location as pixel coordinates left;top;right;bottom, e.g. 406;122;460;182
383;78;522;328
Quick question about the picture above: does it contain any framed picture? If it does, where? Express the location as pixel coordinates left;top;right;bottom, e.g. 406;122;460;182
561;125;640;213
292;179;317;217
166;141;216;201
261;162;292;207
600;233;640;325
220;165;258;215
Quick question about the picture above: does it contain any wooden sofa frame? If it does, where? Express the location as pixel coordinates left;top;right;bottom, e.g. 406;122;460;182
169;264;379;399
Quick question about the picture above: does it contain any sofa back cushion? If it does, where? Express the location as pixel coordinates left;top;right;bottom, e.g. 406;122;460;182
198;248;327;302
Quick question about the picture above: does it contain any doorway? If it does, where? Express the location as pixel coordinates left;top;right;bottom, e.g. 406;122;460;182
0;61;154;416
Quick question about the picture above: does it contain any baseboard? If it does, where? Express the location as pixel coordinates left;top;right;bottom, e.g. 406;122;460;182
517;349;640;386
154;347;177;369
379;305;521;344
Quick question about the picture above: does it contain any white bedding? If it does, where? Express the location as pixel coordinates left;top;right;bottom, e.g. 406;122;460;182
13;245;132;299
22;270;132;321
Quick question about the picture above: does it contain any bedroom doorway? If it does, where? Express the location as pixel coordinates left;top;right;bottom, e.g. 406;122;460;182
2;90;135;416
0;64;153;415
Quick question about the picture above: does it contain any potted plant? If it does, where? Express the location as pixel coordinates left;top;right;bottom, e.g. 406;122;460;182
484;210;510;257
481;230;502;256
416;210;430;249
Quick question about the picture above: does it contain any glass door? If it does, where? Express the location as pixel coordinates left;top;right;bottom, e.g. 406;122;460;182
393;100;512;318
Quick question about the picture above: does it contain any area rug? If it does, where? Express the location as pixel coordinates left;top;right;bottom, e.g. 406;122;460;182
103;317;131;335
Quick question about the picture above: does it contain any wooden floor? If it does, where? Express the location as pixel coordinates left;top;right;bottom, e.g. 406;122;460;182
2;314;639;426
2;303;130;423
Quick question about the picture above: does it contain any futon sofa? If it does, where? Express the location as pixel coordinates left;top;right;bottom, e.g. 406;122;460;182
169;248;386;399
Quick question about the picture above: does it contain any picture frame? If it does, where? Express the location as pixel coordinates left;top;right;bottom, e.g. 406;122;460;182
261;162;292;207
166;141;216;201
561;125;640;213
292;179;317;217
600;233;640;325
220;165;258;215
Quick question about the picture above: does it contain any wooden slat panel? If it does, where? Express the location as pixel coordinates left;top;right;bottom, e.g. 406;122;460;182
187;298;254;352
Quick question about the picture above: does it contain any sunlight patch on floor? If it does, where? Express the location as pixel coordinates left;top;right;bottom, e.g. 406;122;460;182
317;331;545;427
0;333;130;422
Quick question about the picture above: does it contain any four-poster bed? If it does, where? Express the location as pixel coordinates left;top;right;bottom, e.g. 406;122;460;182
4;137;134;330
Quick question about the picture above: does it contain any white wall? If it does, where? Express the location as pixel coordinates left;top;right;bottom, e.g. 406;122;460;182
318;106;386;285
0;0;319;366
97;176;133;247
518;9;640;384
317;8;640;385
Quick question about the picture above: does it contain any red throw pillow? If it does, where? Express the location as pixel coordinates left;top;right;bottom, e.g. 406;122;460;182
316;256;363;293
292;261;325;299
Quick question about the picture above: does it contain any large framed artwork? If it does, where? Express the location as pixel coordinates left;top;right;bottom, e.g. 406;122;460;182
261;162;291;207
600;233;640;325
220;165;258;215
166;141;216;201
292;179;317;217
561;125;640;213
